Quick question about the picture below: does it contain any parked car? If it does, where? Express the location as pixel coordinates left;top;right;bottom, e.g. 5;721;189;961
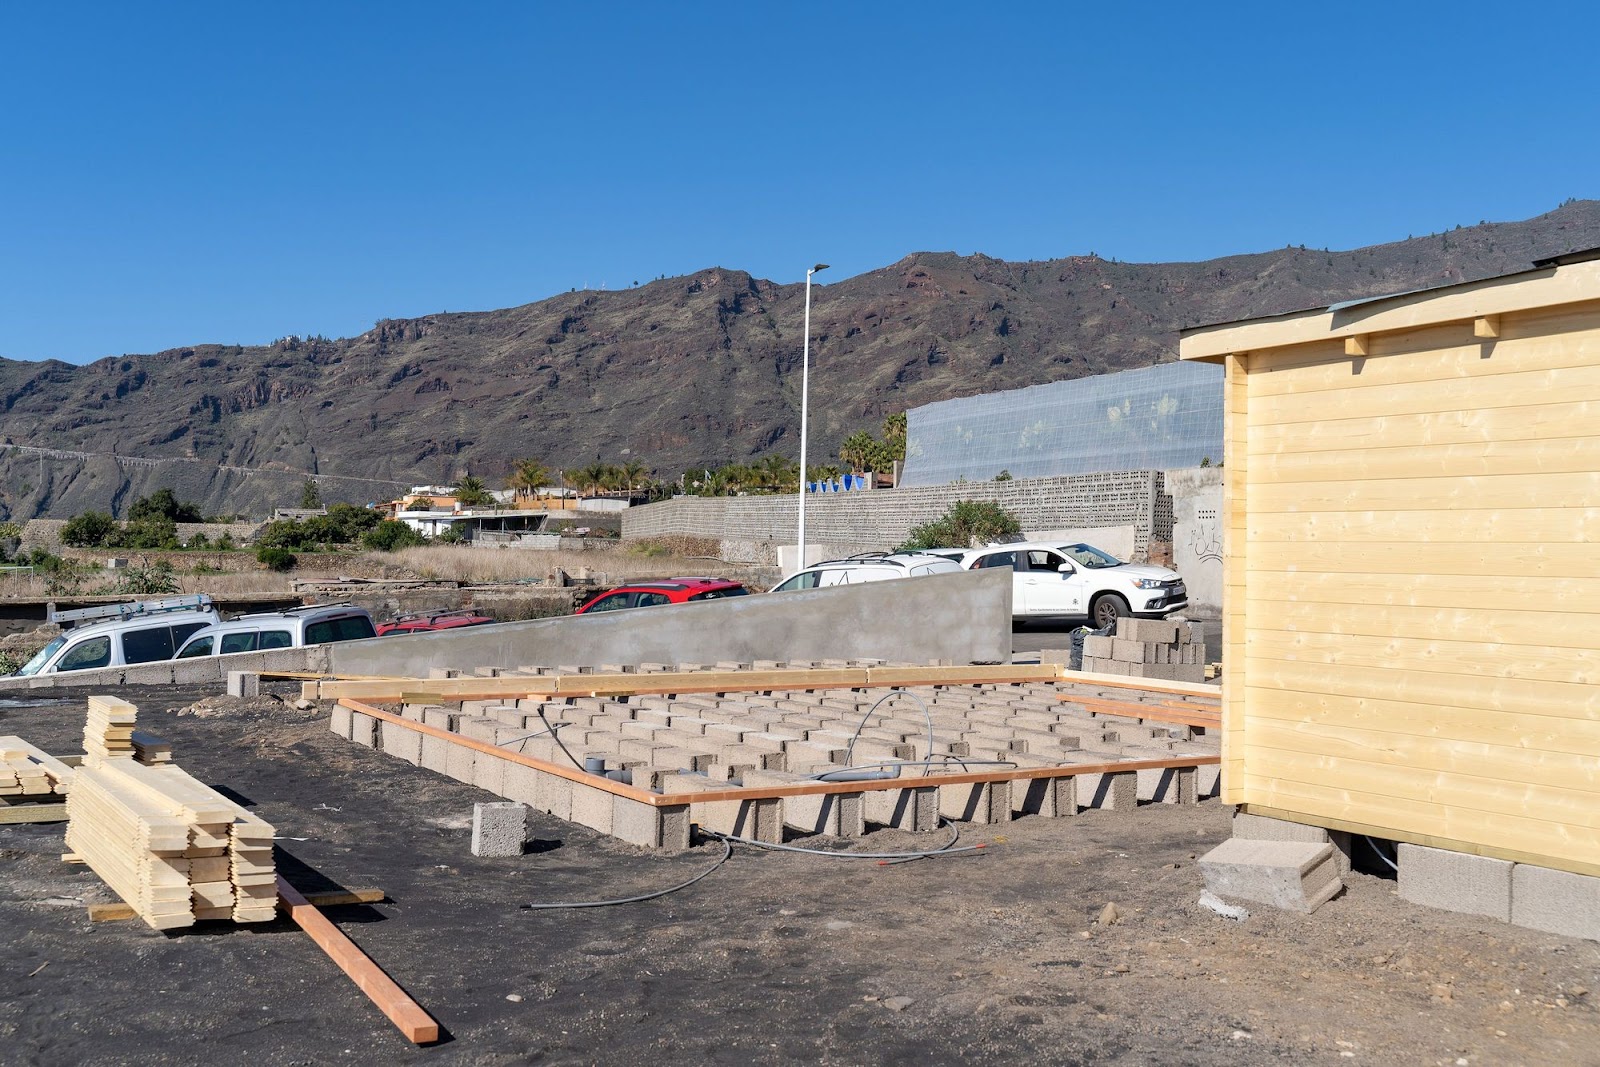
575;578;749;614
173;604;377;659
962;541;1187;627
12;597;222;676
769;551;962;593
376;609;496;636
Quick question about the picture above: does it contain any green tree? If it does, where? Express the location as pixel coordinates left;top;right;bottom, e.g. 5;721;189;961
118;515;180;550
509;459;551;500
899;500;1022;550
453;475;494;508
839;430;878;471
299;478;323;509
257;545;297;571
128;488;203;523
363;519;428;551
61;511;118;548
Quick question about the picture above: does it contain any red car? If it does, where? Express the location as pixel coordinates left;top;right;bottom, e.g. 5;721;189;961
575;577;750;614
376;609;497;636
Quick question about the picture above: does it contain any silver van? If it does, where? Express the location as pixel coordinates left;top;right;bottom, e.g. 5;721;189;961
13;596;221;676
174;604;376;659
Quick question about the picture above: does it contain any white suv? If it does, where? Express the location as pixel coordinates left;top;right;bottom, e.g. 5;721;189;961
963;541;1187;627
174;604;377;659
770;552;963;593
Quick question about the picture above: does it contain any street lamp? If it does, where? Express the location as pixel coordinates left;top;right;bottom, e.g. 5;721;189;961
797;263;829;570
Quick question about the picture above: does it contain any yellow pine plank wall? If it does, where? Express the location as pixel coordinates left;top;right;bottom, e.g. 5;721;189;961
1237;297;1600;876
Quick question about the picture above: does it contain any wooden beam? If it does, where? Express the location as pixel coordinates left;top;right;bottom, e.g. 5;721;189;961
1474;314;1501;339
0;803;69;824
277;875;440;1045
1344;334;1370;357
338;698;1218;807
89;886;387;923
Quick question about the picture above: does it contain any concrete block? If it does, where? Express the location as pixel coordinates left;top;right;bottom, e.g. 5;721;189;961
329;704;353;739
1397;843;1512;922
612;795;692;851
227;671;260;698
1199;838;1342;914
170;659;219;685
1082;635;1115;659
657;774;781;841
420;708;453;774
1110;639;1150;664
471;802;527;857
939;780;1012;825
445;737;476;785
1119;618;1180;644
124;663;176;685
1142;766;1196;805
1511;863;1600;941
350;712;378;748
1013;774;1076;818
381;720;422;765
534;768;573;821
501;763;541;807
1232;811;1353;875
864;785;938;832
1083;769;1137;811
569;781;614;834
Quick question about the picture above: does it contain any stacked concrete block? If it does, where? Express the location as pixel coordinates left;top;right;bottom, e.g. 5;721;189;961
1081;618;1206;682
1199;838;1343;913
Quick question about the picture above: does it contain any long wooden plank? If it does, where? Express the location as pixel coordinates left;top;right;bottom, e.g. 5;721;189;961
89;886;386;923
1247;507;1600;545
1246;546;1600;584
1245;628;1600;686
1243;656;1600;721
1240;599;1600;651
276;876;439;1044
0;803;69;824
1248;435;1600;485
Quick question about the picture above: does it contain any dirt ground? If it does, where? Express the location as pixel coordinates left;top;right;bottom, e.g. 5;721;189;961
2;685;1596;1067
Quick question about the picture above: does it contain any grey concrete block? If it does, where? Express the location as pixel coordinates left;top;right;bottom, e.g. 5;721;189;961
865;784;938;831
420;708;453;774
1199;838;1342;914
1511;863;1600;941
939;780;1012;825
1232;811;1353;875
381;720;422;765
1082;635;1115;659
471;802;527;857
1144;766;1196;805
533;768;573;821
170;659;220;685
1013;775;1076;817
1119;618;1180;644
501;763;541;807
1084;769;1137;811
329;704;353;739
569;781;615;834
1111;638;1150;664
227;671;260;698
612;795;692;850
1397;843;1512;922
350;712;378;748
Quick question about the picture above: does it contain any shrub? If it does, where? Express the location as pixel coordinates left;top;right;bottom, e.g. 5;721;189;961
128;488;203;524
899;500;1022;550
257;546;297;571
61;511;118;548
362;520;427;551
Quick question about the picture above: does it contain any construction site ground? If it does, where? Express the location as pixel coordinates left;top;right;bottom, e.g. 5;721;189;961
2;684;1596;1067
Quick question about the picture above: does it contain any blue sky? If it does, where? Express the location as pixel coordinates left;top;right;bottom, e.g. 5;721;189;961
3;2;1595;365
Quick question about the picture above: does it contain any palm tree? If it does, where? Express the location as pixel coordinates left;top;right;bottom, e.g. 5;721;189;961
509;459;551;501
619;459;649;498
454;475;494;508
572;462;610;498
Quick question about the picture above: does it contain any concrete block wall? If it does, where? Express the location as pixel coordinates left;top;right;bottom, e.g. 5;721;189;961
330;662;1222;851
622;470;1170;563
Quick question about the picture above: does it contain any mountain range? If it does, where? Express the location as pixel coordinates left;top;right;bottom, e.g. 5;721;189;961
4;199;1600;520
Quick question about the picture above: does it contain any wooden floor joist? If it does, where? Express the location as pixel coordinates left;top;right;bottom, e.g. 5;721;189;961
88;886;387;923
277;875;439;1045
305;663;1220;704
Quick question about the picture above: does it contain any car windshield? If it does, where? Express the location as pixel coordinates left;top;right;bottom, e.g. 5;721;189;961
1060;543;1124;569
14;636;66;676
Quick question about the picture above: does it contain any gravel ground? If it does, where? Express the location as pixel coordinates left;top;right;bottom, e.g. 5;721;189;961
1;685;1596;1066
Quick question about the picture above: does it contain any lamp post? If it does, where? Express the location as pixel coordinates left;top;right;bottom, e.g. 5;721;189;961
797;262;828;570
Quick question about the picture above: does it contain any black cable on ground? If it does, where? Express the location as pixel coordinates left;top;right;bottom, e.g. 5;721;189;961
518;838;734;910
705;817;985;863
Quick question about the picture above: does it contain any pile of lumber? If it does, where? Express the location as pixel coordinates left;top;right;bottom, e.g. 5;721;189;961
0;737;75;800
65;696;276;930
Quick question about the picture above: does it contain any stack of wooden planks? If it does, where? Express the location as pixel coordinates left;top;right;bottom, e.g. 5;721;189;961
65;696;277;930
0;737;75;800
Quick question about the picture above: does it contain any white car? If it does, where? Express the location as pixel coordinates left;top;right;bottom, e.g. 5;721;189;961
963;541;1187;627
770;552;963;593
174;604;377;659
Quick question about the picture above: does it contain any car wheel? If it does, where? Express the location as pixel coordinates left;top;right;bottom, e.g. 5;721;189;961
1090;594;1130;631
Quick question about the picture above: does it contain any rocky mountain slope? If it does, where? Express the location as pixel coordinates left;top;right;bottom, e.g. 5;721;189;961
4;200;1599;519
